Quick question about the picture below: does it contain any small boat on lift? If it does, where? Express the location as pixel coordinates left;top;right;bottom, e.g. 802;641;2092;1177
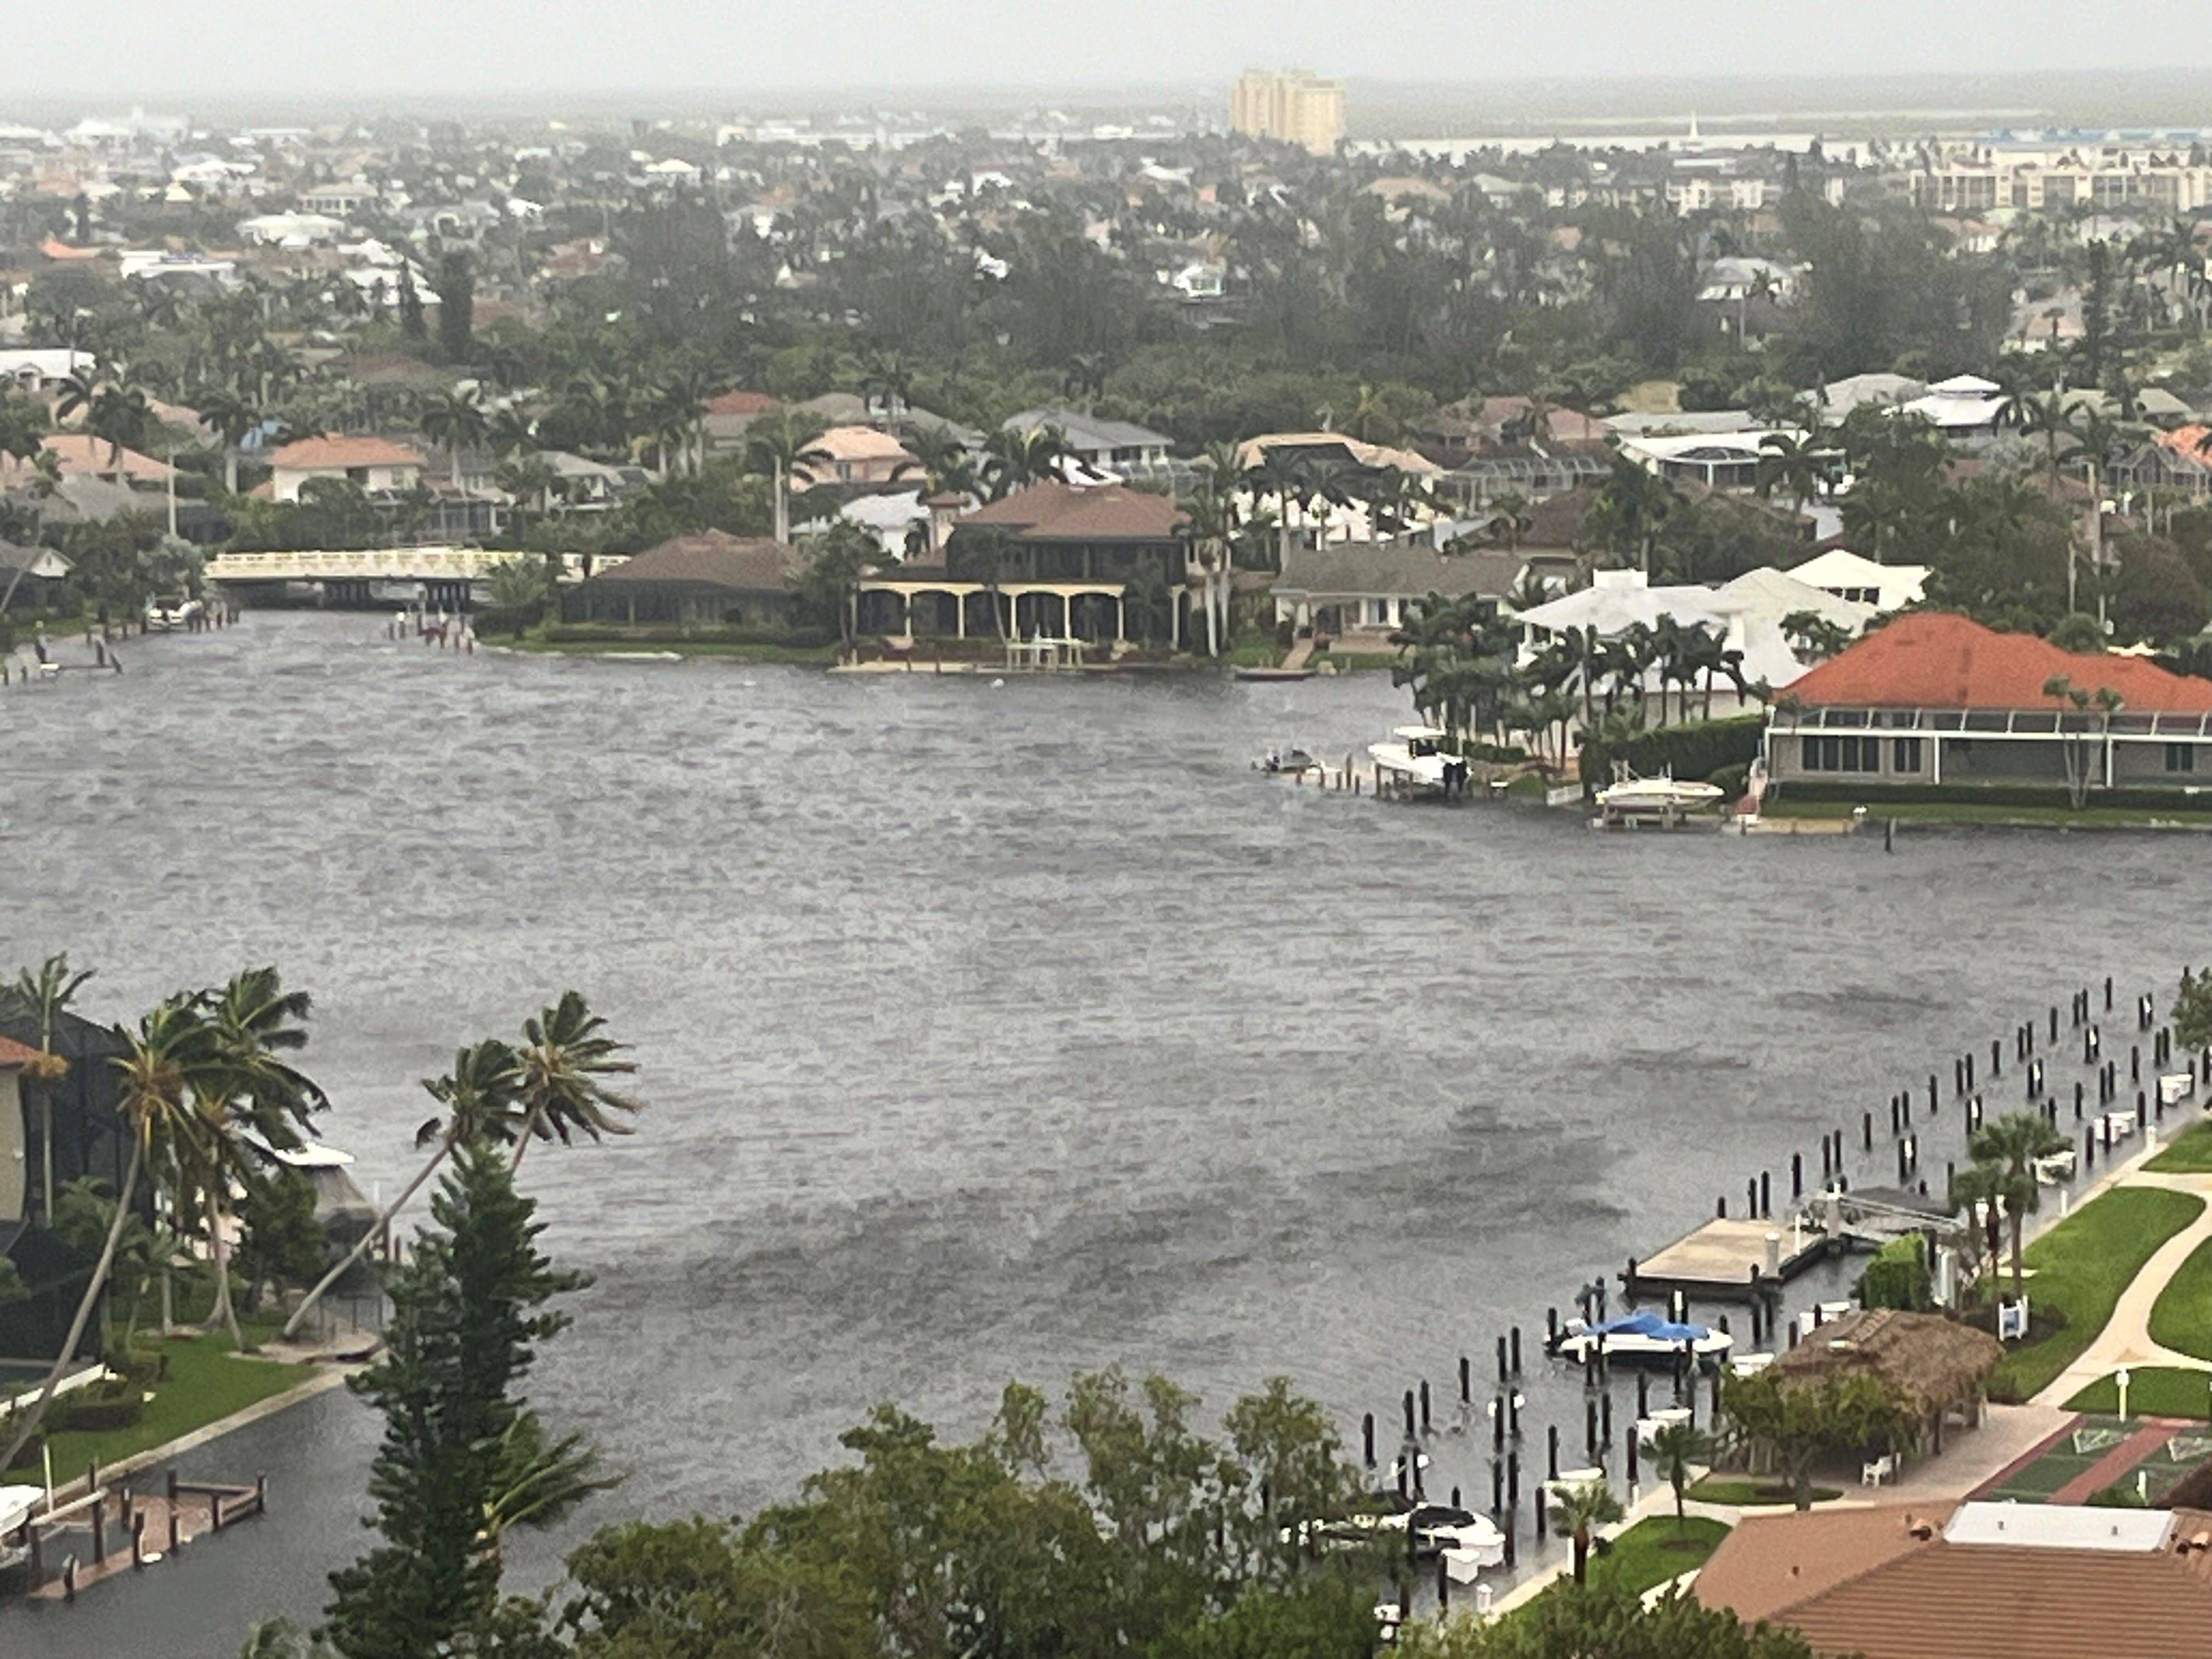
1594;767;1724;823
1254;745;1320;775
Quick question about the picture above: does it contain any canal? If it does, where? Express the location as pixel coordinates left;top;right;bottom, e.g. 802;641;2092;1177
1;611;2196;1651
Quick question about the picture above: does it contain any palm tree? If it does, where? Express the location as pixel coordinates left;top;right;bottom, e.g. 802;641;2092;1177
510;991;644;1172
1243;446;1309;570
278;1038;526;1343
1968;1111;2072;1305
0;953;94;1224
1549;1476;1624;1584
0;997;217;1473
746;414;833;542
1178;487;1234;657
1590;455;1678;576
480;1410;619;1564
420;387;489;484
192;387;261;494
1755;431;1823;517
2042;675;2124;808
1649;1421;1712;1534
190;969;326;1349
980;426;1068;501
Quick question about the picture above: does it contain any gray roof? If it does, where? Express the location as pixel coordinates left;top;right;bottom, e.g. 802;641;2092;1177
1005;407;1174;455
1273;541;1524;601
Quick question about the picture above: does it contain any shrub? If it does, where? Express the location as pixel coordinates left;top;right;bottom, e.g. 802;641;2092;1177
1857;1235;1933;1312
1709;761;1750;799
1579;714;1763;798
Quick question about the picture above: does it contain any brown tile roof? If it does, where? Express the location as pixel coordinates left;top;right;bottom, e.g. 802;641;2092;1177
0;1034;44;1068
590;529;801;591
1786;612;2212;713
267;434;425;471
1701;1503;2212;1658
959;482;1186;541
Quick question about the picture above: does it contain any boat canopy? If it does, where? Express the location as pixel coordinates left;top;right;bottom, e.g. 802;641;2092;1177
1590;1310;1712;1343
1393;725;1448;741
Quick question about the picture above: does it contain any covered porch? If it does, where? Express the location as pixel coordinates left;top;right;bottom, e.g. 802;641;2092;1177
854;577;1161;648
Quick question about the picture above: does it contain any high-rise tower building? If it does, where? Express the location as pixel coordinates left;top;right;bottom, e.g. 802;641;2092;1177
1229;68;1345;155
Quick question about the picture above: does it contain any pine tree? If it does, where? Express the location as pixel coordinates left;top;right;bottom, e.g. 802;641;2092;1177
323;1141;580;1659
435;252;475;364
397;266;427;343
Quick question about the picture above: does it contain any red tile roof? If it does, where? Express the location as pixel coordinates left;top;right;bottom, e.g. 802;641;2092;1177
960;482;1186;541
1786;612;2212;713
0;1034;44;1068
267;434;425;471
703;389;780;416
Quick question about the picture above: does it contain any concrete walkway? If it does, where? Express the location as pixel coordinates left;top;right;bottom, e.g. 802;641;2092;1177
2035;1166;2212;1409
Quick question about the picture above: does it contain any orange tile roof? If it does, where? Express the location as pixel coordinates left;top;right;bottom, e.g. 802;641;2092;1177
267;434;425;471
1786;611;2212;713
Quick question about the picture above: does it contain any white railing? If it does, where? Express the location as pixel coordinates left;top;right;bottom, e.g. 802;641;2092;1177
204;549;609;583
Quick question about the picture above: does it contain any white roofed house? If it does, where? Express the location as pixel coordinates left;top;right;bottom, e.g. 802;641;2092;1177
1899;374;2008;440
1004;408;1178;486
1784;548;1929;613
1514;567;1875;725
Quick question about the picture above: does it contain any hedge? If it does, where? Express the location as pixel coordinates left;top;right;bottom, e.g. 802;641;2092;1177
1579;714;1763;798
1856;1235;1933;1311
543;623;837;648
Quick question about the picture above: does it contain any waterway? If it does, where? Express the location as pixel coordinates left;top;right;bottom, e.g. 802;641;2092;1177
1;611;2197;1652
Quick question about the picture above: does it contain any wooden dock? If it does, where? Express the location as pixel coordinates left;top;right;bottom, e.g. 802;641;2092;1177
7;1466;265;1604
1624;1216;1831;1304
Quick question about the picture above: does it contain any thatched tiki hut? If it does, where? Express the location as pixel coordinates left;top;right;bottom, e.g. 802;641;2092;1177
1775;1308;2004;1460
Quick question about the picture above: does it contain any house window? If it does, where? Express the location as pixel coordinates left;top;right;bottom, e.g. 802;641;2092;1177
1893;737;1922;773
1802;735;1880;773
2166;743;2197;774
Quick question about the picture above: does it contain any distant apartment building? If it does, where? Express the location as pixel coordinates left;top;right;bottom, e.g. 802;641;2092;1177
1908;154;2212;215
1229;68;1345;155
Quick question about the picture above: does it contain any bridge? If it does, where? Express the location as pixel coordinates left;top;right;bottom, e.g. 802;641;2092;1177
203;548;617;610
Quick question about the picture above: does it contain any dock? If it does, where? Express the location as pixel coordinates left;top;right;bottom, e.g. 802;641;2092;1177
6;1464;266;1604
1625;1215;1831;1304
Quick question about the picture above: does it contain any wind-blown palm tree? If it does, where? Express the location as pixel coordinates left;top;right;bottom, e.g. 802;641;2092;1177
279;1037;526;1342
192;386;261;494
191;969;326;1350
980;426;1068;501
1590;454;1678;576
1755;431;1824;517
1550;1476;1624;1584
510;992;644;1172
1;953;93;1224
420;387;489;484
1243;447;1309;571
0;997;218;1472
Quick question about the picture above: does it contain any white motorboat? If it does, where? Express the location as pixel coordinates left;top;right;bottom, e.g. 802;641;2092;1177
0;1483;41;1570
144;595;204;630
1254;745;1319;775
1549;1310;1734;1364
1594;769;1724;820
1368;725;1465;796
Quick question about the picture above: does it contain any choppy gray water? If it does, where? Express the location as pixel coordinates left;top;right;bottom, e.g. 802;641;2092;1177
1;612;2196;1652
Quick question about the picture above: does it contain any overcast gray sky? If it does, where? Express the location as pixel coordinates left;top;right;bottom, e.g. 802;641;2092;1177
12;0;2211;99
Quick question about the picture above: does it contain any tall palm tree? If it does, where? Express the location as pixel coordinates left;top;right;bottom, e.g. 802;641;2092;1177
1590;455;1678;576
192;386;261;494
191;969;326;1350
1178;487;1234;657
510;992;643;1172
1549;1476;1624;1584
420;387;489;484
747;415;834;542
1;953;93;1224
278;1038;526;1342
1755;431;1823;518
980;426;1068;501
1968;1111;2072;1304
1243;447;1308;570
0;997;217;1472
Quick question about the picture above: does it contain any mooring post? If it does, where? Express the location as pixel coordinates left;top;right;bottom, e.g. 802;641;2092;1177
1491;1458;1503;1515
2075;1081;2084;1119
1990;1037;2001;1078
1791;1152;1803;1199
1510;1325;1523;1376
1863;1111;1874;1151
1492;1395;1505;1452
1419;1381;1431;1435
2106;975;2114;1011
1547;1424;1560;1480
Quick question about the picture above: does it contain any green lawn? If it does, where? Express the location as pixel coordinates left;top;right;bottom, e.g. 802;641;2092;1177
1985;1186;2207;1402
2064;1367;2212;1419
2152;1236;2212;1362
508;633;839;663
1769;799;2212;829
1588;1516;1729;1596
1222;635;1284;668
1317;651;1403;673
2149;1120;2212;1173
4;1321;316;1479
1684;1476;1841;1506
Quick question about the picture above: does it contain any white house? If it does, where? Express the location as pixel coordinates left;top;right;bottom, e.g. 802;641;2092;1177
0;348;97;392
266;435;426;502
1784;549;1930;613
